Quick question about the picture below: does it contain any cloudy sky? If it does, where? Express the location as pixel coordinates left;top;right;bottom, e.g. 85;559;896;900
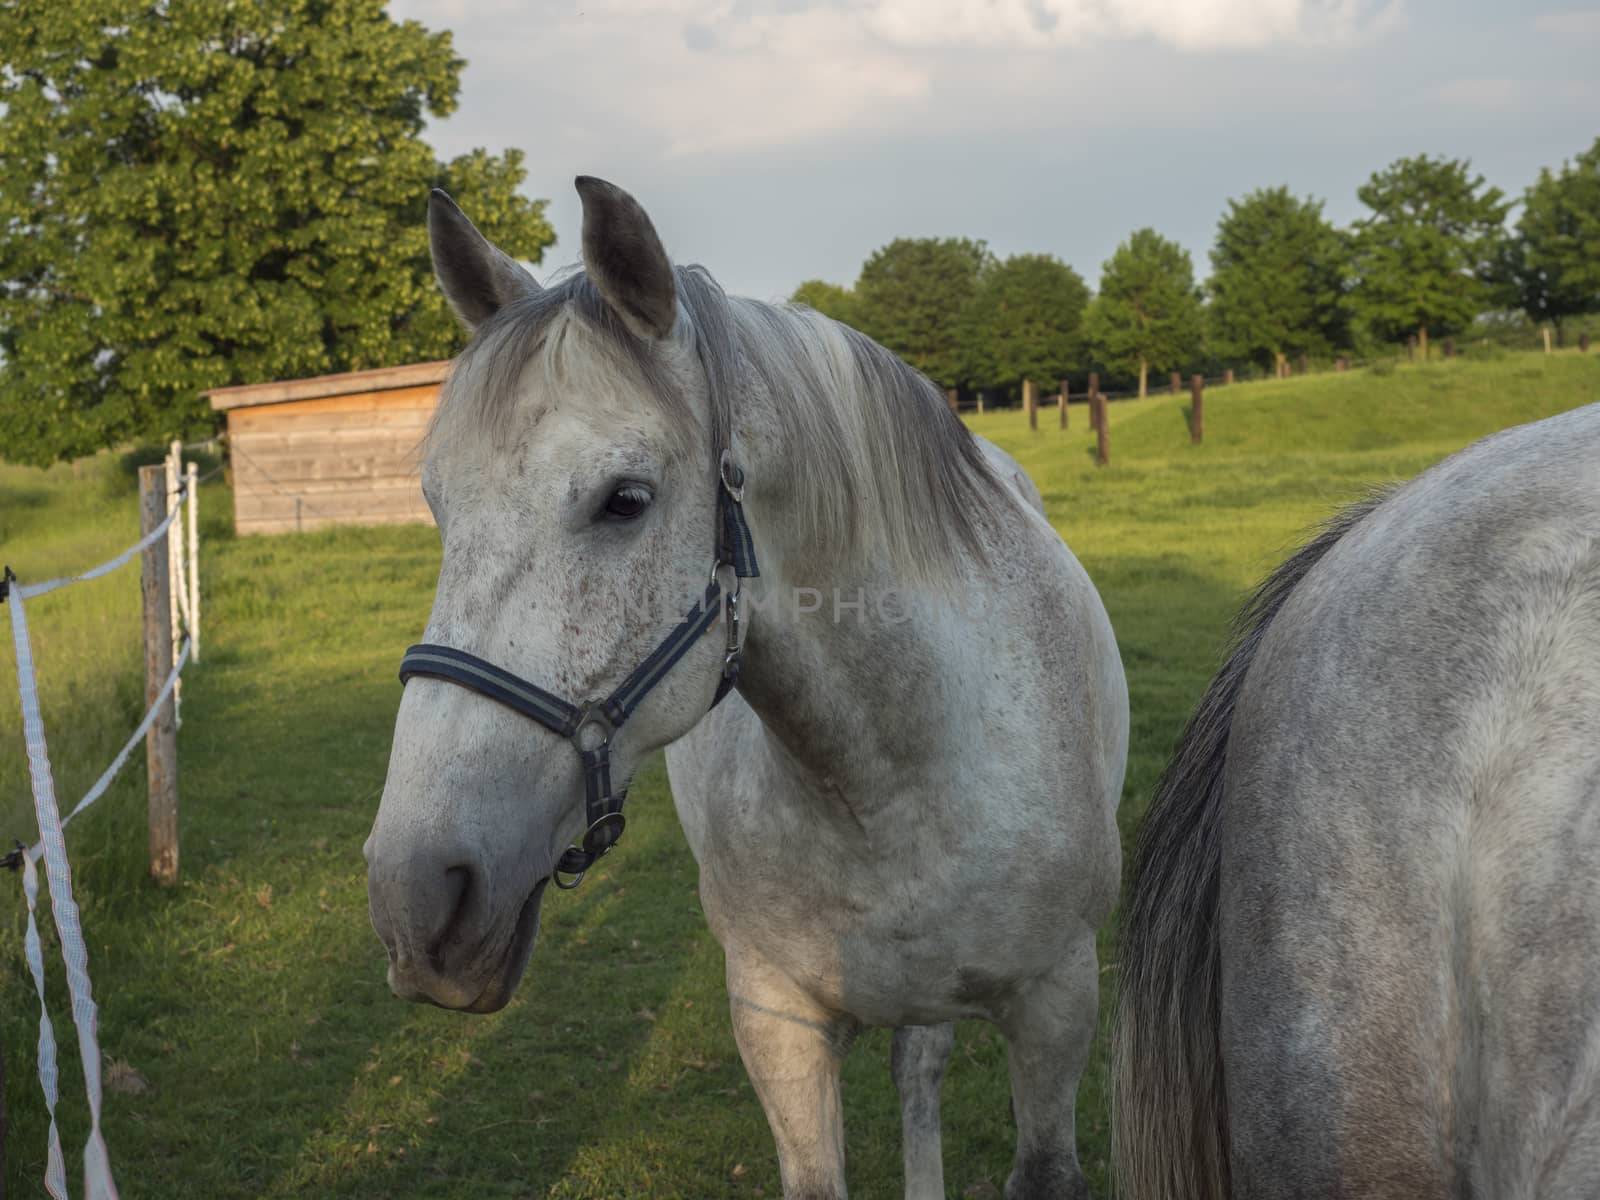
387;0;1599;301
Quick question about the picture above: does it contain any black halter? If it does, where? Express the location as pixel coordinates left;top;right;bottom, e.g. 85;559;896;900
398;449;759;890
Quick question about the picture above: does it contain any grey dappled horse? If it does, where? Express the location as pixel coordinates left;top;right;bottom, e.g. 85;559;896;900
1116;403;1600;1198
364;177;1128;1199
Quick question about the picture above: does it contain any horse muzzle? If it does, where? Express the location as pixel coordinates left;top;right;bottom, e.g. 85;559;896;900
368;846;550;1013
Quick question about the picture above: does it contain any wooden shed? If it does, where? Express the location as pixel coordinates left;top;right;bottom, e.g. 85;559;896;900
206;361;449;535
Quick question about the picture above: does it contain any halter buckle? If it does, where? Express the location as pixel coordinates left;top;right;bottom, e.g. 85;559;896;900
718;450;746;503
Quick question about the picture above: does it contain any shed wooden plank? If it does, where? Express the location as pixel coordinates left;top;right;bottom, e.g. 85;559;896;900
231;472;424;499
236;511;431;535
230;428;429;458
207;361;451;411
231;454;424;483
230;405;435;436
235;489;431;522
226;386;440;426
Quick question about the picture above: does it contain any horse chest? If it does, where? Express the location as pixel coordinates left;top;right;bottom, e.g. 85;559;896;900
687;784;1072;1024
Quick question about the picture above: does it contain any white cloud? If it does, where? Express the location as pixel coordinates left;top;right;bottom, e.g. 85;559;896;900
390;0;1403;161
1433;77;1520;109
863;0;1398;51
1532;9;1600;34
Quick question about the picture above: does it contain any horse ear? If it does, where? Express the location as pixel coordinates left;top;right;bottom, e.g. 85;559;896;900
429;189;540;330
575;176;677;340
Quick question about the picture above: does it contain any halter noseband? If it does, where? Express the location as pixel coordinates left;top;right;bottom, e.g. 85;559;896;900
397;448;759;890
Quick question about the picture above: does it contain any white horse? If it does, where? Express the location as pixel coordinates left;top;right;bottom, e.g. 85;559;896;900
1116;404;1600;1198
365;176;1127;1199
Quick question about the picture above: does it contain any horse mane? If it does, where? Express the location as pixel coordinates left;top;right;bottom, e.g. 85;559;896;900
1113;486;1394;1200
429;264;1001;584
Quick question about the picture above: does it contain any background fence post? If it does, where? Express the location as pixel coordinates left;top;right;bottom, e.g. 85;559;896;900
165;442;181;675
1298;353;1308;375
140;466;179;886
1544;326;1552;354
1024;377;1037;430
1224;367;1234;386
1336;357;1347;372
1170;371;1180;396
1582;333;1591;353
1095;393;1109;467
1058;377;1068;429
1087;372;1099;431
1190;374;1203;445
187;460;200;662
946;387;958;414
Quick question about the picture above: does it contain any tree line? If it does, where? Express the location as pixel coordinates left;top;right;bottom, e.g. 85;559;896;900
0;2;1594;464
792;142;1600;400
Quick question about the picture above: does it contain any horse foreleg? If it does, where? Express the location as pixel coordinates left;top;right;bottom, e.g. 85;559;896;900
996;936;1099;1200
727;950;857;1199
892;1022;956;1200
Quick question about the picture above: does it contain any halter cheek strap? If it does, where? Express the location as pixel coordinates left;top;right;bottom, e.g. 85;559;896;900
397;453;758;890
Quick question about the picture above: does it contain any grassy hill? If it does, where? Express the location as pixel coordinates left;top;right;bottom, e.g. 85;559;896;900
2;352;1595;1198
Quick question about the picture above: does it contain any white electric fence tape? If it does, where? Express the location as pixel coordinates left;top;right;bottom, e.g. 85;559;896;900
5;472;202;1200
9;585;122;1200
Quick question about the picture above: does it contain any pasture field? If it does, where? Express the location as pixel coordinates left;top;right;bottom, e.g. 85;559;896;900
2;353;1596;1198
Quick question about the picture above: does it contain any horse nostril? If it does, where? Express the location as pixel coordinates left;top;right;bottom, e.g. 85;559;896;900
427;864;476;968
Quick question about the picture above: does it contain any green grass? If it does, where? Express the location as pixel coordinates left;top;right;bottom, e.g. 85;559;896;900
3;352;1596;1198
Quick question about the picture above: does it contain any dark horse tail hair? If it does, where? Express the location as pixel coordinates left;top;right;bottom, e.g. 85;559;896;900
1112;490;1392;1200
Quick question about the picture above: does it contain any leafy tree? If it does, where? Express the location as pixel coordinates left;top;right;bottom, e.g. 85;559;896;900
0;0;555;465
1206;187;1348;371
852;237;991;387
1082;229;1203;397
1346;155;1509;354
1507;137;1600;340
790;280;860;328
959;254;1090;391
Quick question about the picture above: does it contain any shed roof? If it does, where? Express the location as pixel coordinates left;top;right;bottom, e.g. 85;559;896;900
205;360;452;411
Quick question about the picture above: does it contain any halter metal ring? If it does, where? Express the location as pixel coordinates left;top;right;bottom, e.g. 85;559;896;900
573;703;614;751
581;811;627;856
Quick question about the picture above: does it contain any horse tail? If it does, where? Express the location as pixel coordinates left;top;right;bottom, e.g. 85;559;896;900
1112;490;1391;1200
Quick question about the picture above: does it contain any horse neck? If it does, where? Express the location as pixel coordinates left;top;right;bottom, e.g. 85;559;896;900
729;401;978;795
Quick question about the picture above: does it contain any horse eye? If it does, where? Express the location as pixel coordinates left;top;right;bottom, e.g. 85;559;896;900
603;484;653;521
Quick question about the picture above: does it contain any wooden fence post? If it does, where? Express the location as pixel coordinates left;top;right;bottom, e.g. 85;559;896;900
1058;377;1068;429
1544;326;1553;354
1444;337;1455;359
946;387;959;415
1023;378;1038;430
186;460;200;662
1336;357;1347;372
1406;336;1416;362
1087;372;1099;431
1095;393;1109;467
1169;371;1181;396
140;466;179;886
1581;333;1591;353
1298;353;1308;376
1190;374;1203;444
1224;367;1234;386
